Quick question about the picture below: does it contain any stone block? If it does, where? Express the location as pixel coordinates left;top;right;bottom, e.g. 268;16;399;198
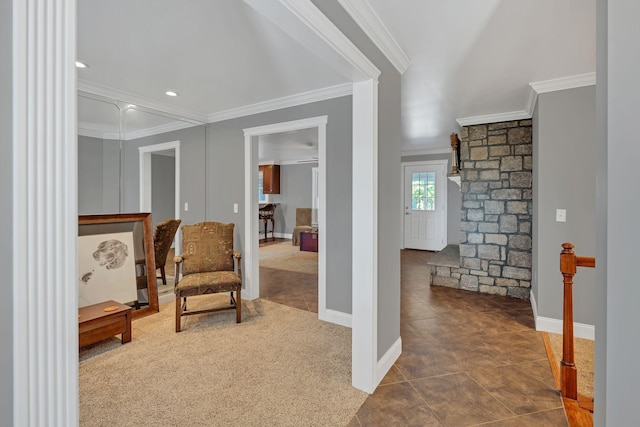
489;182;503;189
501;156;523;171
500;215;518;233
464;170;478;181
480;170;500;181
469;269;488;277
514;144;532;155
518;119;532;127
478;277;494;285
462;257;481;269
501;246;507;261
463;200;481;209
481;260;489;270
479;285;507;296
488;265;502;277
524;155;533;170
460;244;477;257
467;209;484;221
460;274;479;290
509;235;532;250
477;194;490;200
489;145;510;156
510;172;532;188
507;201;528;214
489;121;519;130
501;173;509;180
491;189;522;200
519;222;531;233
503;266;531;280
485;214;499;222
485;234;508;245
461;127;469;139
467;233;484;244
432;275;460;288
469;182;489;193
460;143;469;160
508;127;532;144
519;281;531;288
484;200;505;214
522;189;533;200
488;134;507;145
468;125;487;140
475;160;500;169
478;245;500;260
495;278;520;288
507;287;530;300
508;251;532;268
436;266;451;277
462;161;475;169
461;221;478;232
478;222;499;233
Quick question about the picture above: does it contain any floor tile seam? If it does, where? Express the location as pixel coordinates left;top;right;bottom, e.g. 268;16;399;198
405;377;449;427
464;371;520;418
467;406;567;427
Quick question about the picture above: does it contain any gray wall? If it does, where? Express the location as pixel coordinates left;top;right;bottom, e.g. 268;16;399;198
401;153;462;245
311;0;402;361
533;86;596;324
205;96;353;314
151;154;176;228
122;125;207;227
78;135;105;214
597;0;640;423
0;0;13;421
276;163;316;234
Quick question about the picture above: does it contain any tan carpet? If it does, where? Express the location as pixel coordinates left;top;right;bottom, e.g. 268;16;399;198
547;332;594;399
259;241;318;275
80;297;366;426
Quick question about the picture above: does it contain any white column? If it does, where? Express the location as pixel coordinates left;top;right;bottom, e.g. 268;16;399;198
351;79;378;393
13;0;78;425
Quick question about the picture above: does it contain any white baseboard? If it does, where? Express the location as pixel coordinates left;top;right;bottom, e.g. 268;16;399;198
260;232;293;239
530;290;595;340
319;308;352;328
377;337;402;385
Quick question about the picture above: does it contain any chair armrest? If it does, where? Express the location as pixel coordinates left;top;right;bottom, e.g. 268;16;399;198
173;255;184;286
233;251;242;283
174;255;184;264
233;251;241;260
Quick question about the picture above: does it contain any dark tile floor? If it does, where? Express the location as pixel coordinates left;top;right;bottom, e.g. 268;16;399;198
259;244;567;426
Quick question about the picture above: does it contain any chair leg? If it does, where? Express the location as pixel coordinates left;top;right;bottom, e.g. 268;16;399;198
161;266;167;285
236;289;242;323
175;296;182;332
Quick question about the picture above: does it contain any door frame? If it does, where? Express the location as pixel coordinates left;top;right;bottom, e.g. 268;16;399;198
243;116;329;322
401;159;448;250
139;140;182;255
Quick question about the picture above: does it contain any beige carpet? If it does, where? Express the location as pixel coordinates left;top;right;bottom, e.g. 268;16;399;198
259;241;318;275
79;297;366;426
547;332;594;399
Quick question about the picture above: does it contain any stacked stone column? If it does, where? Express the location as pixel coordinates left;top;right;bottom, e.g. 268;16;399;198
459;120;532;299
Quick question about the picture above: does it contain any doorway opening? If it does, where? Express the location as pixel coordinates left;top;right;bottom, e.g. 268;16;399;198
244;116;333;323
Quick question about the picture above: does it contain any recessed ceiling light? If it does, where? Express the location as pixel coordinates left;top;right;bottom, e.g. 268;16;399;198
165;91;178;97
75;61;88;69
127;104;136;109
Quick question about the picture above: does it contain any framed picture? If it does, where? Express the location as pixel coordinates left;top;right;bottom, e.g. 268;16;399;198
79;213;159;319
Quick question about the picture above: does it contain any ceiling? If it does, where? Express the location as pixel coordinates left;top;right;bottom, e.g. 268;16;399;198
77;0;596;154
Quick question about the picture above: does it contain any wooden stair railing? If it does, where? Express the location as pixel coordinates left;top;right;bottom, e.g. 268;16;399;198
560;243;596;401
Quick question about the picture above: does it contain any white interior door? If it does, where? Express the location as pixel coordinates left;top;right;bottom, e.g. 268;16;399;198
403;162;447;251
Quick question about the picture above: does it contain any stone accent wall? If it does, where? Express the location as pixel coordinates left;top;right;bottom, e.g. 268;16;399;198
458;120;532;299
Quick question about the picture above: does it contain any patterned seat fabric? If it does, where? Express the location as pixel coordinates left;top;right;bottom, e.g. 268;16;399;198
292;207;313;246
153;218;181;284
173;221;242;332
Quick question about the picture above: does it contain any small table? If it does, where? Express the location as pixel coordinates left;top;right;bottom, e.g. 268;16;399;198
78;300;132;348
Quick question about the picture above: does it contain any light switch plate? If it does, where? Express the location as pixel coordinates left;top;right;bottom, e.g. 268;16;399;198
556;209;566;222
233;203;238;213
184;202;189;212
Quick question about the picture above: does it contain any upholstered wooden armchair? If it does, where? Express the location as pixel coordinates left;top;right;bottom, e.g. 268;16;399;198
292;208;313;246
173;221;242;332
153;218;181;285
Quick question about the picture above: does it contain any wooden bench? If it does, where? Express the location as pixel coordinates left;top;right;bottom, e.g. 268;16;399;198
79;300;132;348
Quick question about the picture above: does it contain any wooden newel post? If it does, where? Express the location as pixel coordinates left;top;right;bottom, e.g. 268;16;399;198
559;242;596;401
560;243;578;400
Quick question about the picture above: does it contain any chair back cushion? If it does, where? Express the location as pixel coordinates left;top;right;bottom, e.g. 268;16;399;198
153;218;182;267
181;222;235;275
295;208;312;227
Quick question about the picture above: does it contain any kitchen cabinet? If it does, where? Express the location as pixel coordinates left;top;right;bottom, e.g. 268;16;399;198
260;164;280;194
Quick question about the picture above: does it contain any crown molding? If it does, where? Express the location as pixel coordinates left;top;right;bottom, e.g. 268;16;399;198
77;126;118;140
526;72;596;115
78;119;196;141
401;147;451;157
208;83;352;123
456;110;531;127
77;79;209;123
336;0;410;74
